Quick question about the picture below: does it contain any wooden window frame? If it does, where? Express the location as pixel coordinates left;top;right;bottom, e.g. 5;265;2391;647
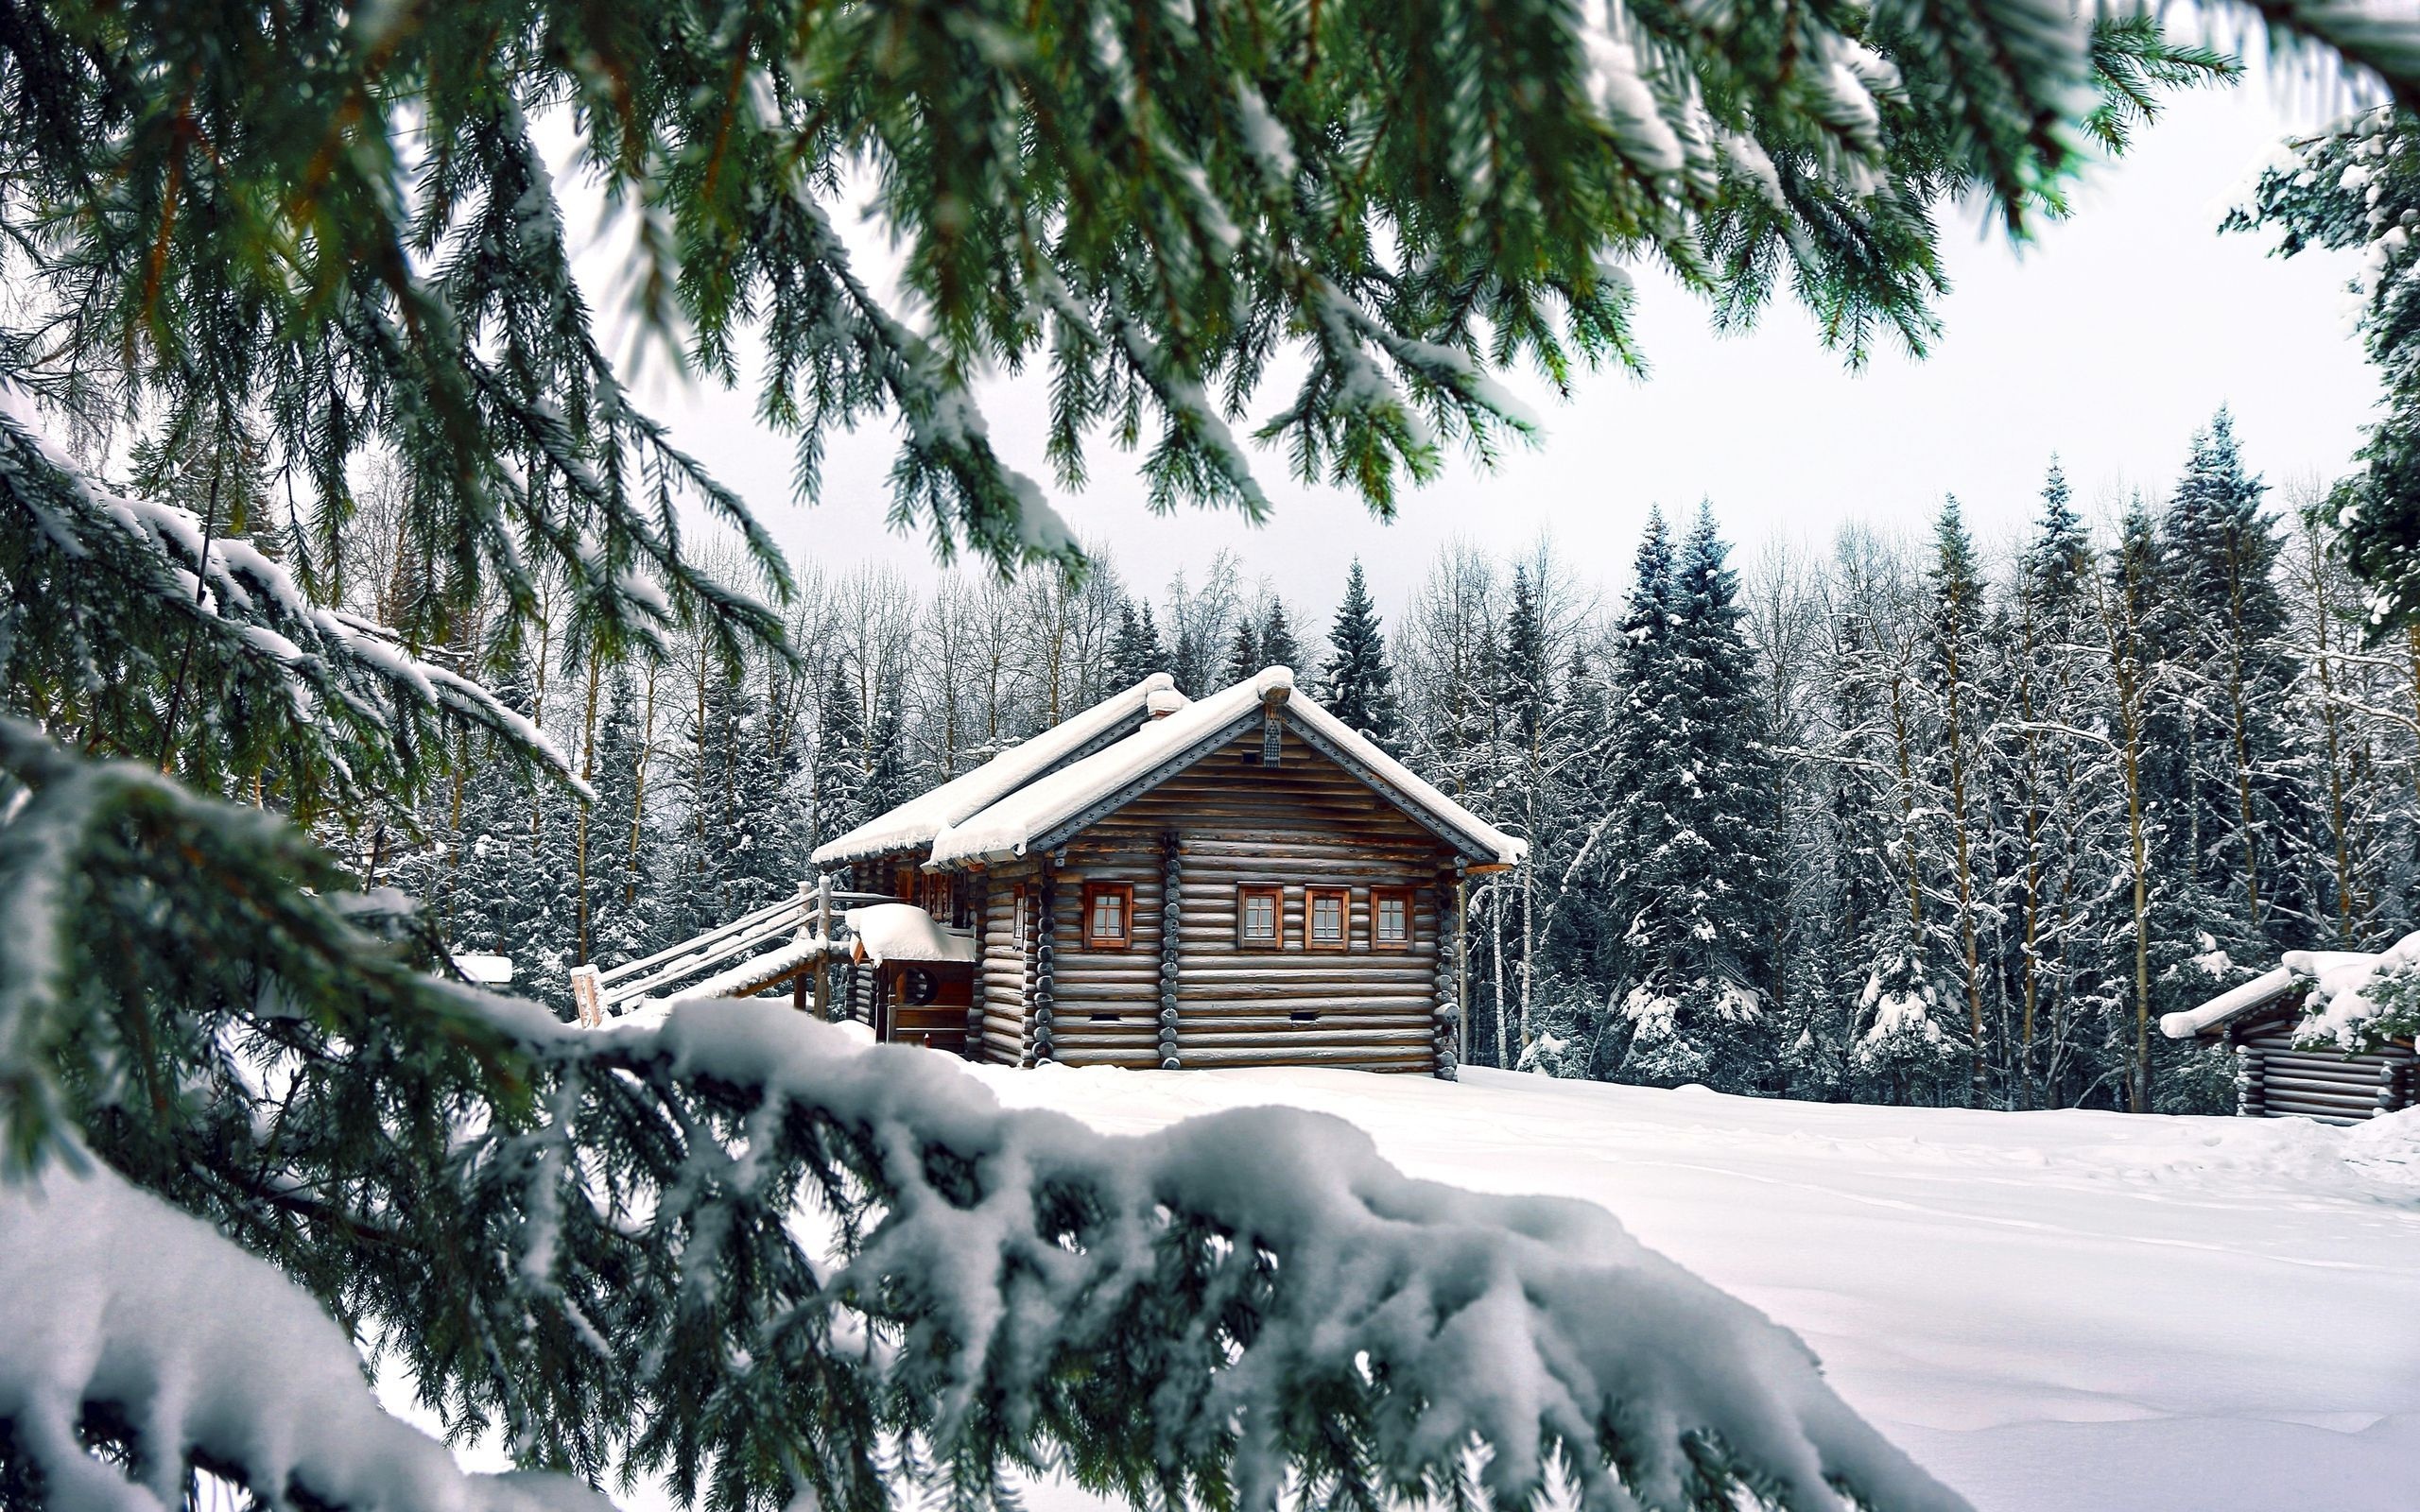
1082;881;1136;950
1305;886;1351;952
1236;885;1284;949
1371;887;1415;952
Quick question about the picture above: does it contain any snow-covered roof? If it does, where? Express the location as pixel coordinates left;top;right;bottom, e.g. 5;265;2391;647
926;666;1526;869
847;902;980;965
450;951;514;986
2160;941;2416;1040
2159;967;2298;1040
810;673;1181;866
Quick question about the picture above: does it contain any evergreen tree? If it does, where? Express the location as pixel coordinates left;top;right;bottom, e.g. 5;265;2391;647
2004;462;2099;1106
1496;567;1555;1057
584;668;656;968
1108;597;1167;686
2101;494;2197;1112
812;658;872;854
1818;562;1909;1099
1322;560;1402;745
2160;411;2308;947
1922;495;1993;1104
1169;619;1210;698
1258;599;1305;677
439;664;581;1008
2227;108;2420;628
1222;616;1263;684
862;693;917;822
1598;507;1780;1091
1530;640;1619;1073
1850;909;1964;1105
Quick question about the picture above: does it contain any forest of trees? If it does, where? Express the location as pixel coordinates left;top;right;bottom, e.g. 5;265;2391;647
307;410;2409;1118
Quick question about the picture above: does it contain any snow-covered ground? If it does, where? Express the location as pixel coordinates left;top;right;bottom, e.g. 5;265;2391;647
967;1061;2420;1512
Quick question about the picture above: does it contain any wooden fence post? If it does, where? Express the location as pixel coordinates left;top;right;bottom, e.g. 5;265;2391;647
569;965;603;1028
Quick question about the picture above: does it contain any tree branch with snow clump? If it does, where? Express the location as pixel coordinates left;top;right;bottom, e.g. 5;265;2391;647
0;1160;615;1512
548;1004;1967;1512
0;387;589;809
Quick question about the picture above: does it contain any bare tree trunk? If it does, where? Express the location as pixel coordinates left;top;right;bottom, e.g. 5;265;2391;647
574;648;602;964
2303;528;2359;940
1940;627;1987;1107
627;659;657;907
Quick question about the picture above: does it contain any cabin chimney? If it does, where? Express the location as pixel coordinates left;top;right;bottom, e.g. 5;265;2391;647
1259;676;1288;765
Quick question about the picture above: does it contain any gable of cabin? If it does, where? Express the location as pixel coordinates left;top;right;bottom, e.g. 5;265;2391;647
967;719;1466;1074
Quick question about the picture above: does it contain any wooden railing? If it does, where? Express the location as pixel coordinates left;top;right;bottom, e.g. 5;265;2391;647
570;879;902;1025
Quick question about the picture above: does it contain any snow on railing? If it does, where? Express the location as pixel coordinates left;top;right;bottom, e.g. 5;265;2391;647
569;878;899;1024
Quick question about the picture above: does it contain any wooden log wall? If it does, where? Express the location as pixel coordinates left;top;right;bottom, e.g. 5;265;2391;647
963;876;988;1057
2232;1012;2416;1123
975;866;1029;1064
1034;834;1170;1068
1026;727;1449;1073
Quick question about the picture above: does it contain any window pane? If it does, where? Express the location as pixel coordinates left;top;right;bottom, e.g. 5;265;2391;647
1377;895;1406;941
1312;893;1342;941
1243;892;1275;939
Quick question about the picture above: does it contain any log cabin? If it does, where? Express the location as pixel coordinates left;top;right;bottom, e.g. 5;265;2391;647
808;666;1524;1076
2162;954;2417;1124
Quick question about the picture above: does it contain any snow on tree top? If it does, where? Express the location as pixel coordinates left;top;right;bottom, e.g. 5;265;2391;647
845;902;979;965
810;672;1181;866
926;665;1525;868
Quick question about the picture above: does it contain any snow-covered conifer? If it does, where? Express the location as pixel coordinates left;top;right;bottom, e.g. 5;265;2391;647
1321;560;1402;745
1108;597;1167;686
1222;616;1263;683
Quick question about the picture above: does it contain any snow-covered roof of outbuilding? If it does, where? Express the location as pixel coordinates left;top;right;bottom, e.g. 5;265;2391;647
810;673;1181;867
450;951;514;986
2159;942;2413;1040
926;666;1526;869
846;902;980;965
2159;967;2299;1040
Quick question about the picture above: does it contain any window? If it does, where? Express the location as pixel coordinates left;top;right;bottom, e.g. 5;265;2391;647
1236;885;1283;947
1082;882;1134;950
1373;887;1414;951
919;869;951;919
1306;887;1350;951
1013;886;1030;952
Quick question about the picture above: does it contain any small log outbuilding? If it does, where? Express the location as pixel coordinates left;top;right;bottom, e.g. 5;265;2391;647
2162;954;2417;1124
809;667;1525;1076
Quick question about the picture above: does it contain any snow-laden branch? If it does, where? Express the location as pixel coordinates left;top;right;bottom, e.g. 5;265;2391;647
0;383;589;799
545;1002;1966;1512
0;1158;612;1512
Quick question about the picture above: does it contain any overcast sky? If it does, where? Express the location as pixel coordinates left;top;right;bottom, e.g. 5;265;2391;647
611;71;2377;616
